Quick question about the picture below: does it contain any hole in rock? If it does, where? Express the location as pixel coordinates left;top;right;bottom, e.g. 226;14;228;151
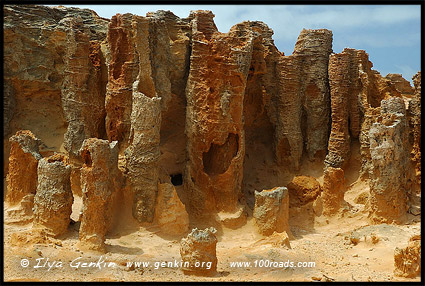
203;133;239;176
82;150;92;167
170;173;183;186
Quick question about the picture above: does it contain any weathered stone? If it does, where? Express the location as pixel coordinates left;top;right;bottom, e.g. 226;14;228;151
287;176;321;207
3;5;108;166
368;97;411;224
61;17;107;158
155;183;189;236
180;227;218;276
125;86;161;223
407;72;421;184
6;130;42;206
184;11;252;217
216;204;247;229
79;138;121;252
253;187;290;236
33;154;73;237
385;73;414;95
322;167;345;216
394;235;421;278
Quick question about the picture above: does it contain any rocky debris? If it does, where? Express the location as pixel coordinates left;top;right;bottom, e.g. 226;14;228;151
385;74;415;95
33;154;73;237
368;97;411;224
6;130;42;206
287;176;321;207
79;138;121;252
253;187;290;236
61;17;107;159
180;227;218;276
184;11;252;217
322;167;345;216
394;235;421;278
125;86;161;223
407;72;421;184
154;183;189;236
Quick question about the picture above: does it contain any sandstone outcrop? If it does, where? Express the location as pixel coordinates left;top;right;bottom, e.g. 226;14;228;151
33;154;73;237
322;167;345;216
180;227;218;276
408;72;421;184
385;73;415;95
253;187;290;236
6;130;42;206
155;183;189;236
394;235;421;278
368;97;411;224
61;17;107;158
184;11;251;217
79;138;121;252
286;176;321;207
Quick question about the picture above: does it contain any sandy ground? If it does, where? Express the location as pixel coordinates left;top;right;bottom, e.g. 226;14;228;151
3;172;421;282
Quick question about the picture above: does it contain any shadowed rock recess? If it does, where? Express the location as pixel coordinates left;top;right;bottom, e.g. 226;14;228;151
3;4;421;281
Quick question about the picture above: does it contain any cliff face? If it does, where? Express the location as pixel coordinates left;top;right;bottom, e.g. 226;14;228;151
3;5;420;227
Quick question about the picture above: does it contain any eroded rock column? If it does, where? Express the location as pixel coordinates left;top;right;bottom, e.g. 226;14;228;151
33;154;73;237
322;167;345;216
368;97;410;224
253;187;290;236
79;138;120;251
6;130;42;224
180;227;218;276
185;11;252;217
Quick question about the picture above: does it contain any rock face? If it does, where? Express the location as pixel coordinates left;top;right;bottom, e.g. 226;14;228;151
6;130;42;206
79;138;121;251
286;176;321;207
3;5;108;160
322;167;345;216
33;154;73;237
368;97;411;224
408;72;421;184
180;227;218;276
155;183;189;236
61;17;107;158
385;73;414;95
184;11;251;217
253;187;290;236
394;235;421;278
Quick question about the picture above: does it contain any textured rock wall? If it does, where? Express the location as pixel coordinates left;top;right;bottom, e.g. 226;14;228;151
79;138;121;251
322;167;345;216
6;130;42;206
368;97;411;224
408;72;421;184
184;11;252;216
33;154;73;237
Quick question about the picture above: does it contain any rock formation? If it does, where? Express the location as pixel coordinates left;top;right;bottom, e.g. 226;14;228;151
61;17;107;159
286;176;321;207
385;73;415;95
155;183;189;236
253;187;290;236
408;72;421;184
79;138;121;251
33;154;73;237
180;227;218;276
6;130;42;206
184;11;251;217
394;235;421;278
322;167;345;216
368;97;411;224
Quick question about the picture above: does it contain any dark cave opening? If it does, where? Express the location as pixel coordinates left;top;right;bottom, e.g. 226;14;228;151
170;173;183;186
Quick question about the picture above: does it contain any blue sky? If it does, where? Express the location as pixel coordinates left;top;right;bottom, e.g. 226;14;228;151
57;5;421;83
